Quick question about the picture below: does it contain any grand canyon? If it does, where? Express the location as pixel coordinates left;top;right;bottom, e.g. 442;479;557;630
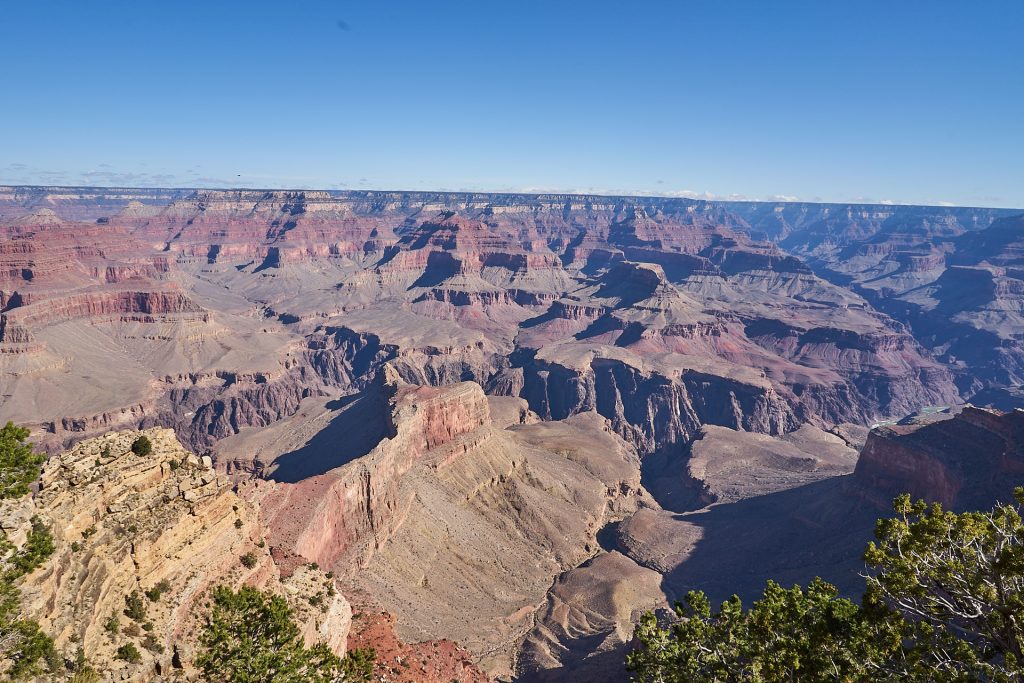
0;185;1020;680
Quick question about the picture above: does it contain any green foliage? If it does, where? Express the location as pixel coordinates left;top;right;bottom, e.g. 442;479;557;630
104;613;120;635
8;516;55;577
628;578;901;682
71;667;102;683
196;585;375;682
341;648;377;682
145;578;172;603
142;633;165;653
124;590;147;621
4;619;58;679
240;552;258;569
116;642;142;663
0;528;57;675
0;421;44;499
0;435;58;681
628;490;1024;682
863;488;1024;680
130;435;152;457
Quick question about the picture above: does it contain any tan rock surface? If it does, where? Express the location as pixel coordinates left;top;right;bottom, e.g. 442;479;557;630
16;428;350;682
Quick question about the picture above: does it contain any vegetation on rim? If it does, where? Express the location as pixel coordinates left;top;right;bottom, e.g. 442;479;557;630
628;489;1024;682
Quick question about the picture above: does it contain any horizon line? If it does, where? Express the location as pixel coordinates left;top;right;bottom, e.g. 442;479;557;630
1;183;1022;213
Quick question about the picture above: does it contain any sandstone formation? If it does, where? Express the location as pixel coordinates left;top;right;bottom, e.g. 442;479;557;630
854;405;1024;510
12;428;350;681
245;369;648;678
1;186;1022;681
0;187;987;457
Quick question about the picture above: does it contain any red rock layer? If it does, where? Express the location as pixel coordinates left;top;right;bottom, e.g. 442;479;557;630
257;375;491;571
346;611;488;683
854;406;1024;509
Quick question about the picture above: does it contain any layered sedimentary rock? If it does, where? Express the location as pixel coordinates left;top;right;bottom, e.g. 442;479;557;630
13;428;351;682
245;370;648;678
0;187;984;457
854;406;1024;510
1;186;1022;681
743;202;1024;406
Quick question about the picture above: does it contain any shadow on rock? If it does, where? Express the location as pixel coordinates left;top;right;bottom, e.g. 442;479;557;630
268;391;390;483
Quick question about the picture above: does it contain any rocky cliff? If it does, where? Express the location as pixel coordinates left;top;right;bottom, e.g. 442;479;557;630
854;406;1024;510
236;368;648;678
1;186;1022;681
10;428;350;682
0;187;989;459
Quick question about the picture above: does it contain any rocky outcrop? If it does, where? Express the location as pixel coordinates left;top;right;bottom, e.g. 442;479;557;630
256;371;491;571
346;611;488;683
15;428;351;682
0;289;207;343
853;406;1024;510
511;354;795;453
247;370;649;678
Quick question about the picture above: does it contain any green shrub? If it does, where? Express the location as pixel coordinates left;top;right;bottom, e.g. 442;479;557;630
240;552;258;569
142;633;164;653
124;591;146;622
116;642;142;664
0;422;45;499
71;667;101;683
130;435;152;457
628;488;1024;682
196;585;375;682
144;579;172;603
9;516;55;577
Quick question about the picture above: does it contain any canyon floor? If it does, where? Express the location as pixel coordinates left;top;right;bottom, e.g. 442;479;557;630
1;186;1022;681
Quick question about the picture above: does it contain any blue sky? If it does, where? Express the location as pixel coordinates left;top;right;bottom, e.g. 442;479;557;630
1;1;1021;207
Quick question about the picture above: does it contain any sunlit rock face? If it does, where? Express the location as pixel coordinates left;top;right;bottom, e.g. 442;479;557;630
1;186;1021;681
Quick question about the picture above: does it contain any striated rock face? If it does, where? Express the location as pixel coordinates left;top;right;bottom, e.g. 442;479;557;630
0;187;981;459
519;551;667;681
15;428;351;682
1;186;1022;680
247;370;649;678
744;203;1024;406
854;406;1024;510
255;371;491;570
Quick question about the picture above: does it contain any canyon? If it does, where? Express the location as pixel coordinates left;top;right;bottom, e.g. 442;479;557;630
0;185;1022;681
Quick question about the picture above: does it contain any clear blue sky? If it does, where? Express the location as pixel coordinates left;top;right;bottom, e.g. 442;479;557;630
1;1;1021;207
